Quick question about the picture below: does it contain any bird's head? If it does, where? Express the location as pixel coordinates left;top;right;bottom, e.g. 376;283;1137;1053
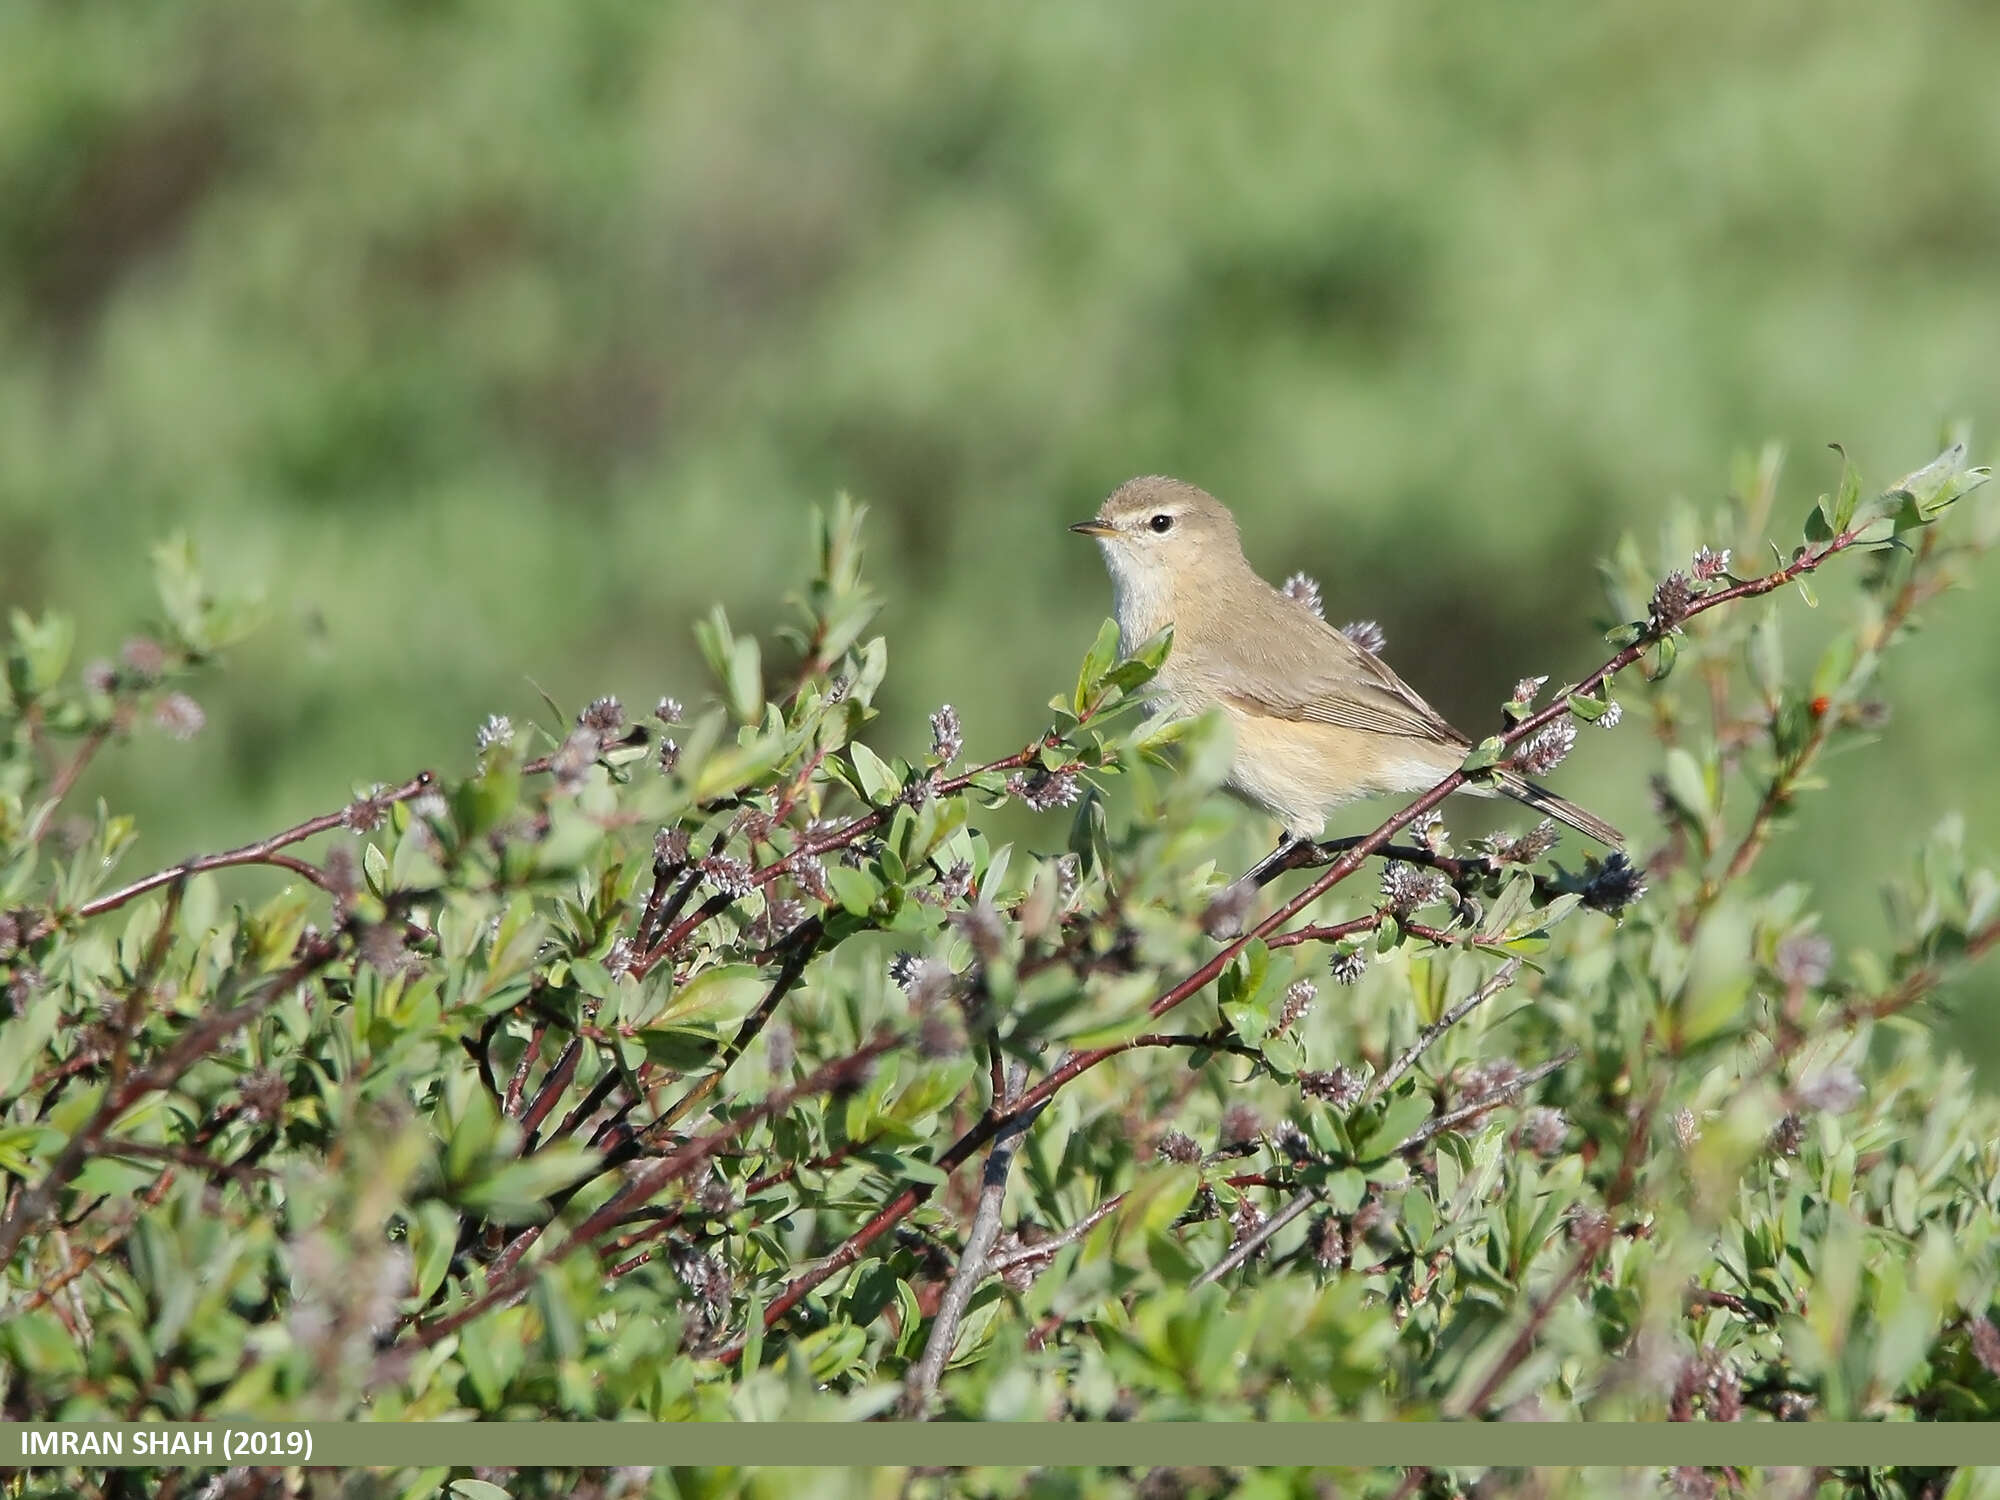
1070;476;1244;594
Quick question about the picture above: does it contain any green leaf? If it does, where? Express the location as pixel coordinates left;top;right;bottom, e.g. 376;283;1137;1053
1073;618;1122;715
1828;443;1861;530
1358;1091;1433;1159
1460;736;1507;775
656;964;767;1028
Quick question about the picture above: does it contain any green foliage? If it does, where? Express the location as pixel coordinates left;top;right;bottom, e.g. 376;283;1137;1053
1;448;1999;1497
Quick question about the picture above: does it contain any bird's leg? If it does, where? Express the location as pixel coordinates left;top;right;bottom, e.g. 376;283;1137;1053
1240;834;1312;891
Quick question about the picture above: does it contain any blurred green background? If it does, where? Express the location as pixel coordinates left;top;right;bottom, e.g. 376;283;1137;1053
4;2;1998;941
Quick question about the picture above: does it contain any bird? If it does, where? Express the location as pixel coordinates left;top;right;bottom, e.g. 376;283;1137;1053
1070;475;1623;862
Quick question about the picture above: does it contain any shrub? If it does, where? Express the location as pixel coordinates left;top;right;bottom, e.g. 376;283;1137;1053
1;445;1998;1491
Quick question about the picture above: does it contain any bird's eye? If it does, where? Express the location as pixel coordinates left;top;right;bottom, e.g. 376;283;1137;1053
1149;513;1174;533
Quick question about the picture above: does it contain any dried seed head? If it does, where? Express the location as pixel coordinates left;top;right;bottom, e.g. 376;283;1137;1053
1598;697;1624;729
654;696;683;724
1514;675;1549;706
476;714;514;754
789;852;831;903
1300;1066;1366;1110
1228;1198;1269;1256
1341;619;1387;655
1270;978;1316;1038
657;738;681;775
699;854;753;898
579;696;625;734
1582;851;1647;914
604;937;636;979
1009;766;1082;812
654;827;691;868
343;785;390;833
1054;853;1081;907
1768;1112;1806;1157
1282;572;1324;618
934;860;974;904
1409;810;1446;852
1327;946;1369;986
1381;861;1449;915
1691;546;1731;582
1155;1130;1202;1165
1272;1120;1313;1163
154;692;206;741
929;704;963;763
1514;717;1577;776
1651;571;1697;632
1492;818;1560;865
1311;1213;1346;1270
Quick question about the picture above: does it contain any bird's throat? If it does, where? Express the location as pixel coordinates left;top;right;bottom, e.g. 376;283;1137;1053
1100;544;1176;656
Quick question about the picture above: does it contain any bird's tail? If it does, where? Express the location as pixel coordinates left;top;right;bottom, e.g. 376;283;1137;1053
1489;769;1624;850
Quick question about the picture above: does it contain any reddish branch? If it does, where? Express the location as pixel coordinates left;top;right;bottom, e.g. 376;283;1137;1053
70;770;438;921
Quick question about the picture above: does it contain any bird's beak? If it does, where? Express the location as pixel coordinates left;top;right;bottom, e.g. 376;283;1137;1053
1069;519;1117;537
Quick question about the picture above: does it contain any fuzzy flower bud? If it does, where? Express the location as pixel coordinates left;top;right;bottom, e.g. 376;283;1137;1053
1514;1106;1568;1156
654;827;691;868
1651;571;1697;632
1300;1066;1366;1110
1155;1130;1202;1165
153;692;206;741
1220;1103;1264;1147
1328;946;1369;985
1582;851;1647;914
699;854;753;898
1381;861;1449;915
1202;879;1258;940
342;785;390;833
1797;1066;1863;1115
82;659;117;696
1691;546;1731;582
929;704;963;764
657;738;681;775
1008;766;1082;812
1492;818;1560;865
1514;717;1577;776
1283;572;1324;618
579;696;625;734
1597;698;1624;729
1514;675;1549;706
120;637;167;678
1341;619;1387;655
789;852;831;904
654;696;683;724
1270;978;1316;1038
476;714;514;754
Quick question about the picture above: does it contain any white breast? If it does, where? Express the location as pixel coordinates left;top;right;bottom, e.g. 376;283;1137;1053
1100;542;1175;655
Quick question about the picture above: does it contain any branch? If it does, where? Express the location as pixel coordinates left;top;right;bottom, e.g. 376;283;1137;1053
1366;958;1524;1104
900;1063;1036;1418
70;771;437;921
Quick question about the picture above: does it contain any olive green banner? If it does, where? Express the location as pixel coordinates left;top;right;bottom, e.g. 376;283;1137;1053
4;1423;2000;1469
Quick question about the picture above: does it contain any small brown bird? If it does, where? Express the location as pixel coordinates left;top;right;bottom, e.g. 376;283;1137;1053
1071;475;1622;851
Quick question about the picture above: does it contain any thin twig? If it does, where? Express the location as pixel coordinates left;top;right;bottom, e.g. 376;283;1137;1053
1190;1187;1319;1290
1366;958;1524;1104
901;1063;1037;1419
24;725;111;846
983;1194;1128;1281
71;771;436;920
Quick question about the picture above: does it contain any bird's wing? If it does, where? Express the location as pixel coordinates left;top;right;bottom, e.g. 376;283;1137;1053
1210;591;1465;745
